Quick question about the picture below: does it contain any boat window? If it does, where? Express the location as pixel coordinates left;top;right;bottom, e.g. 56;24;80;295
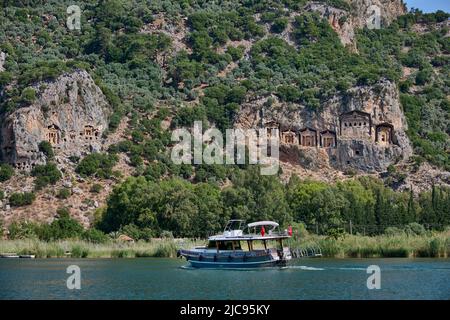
224;242;233;251
213;241;242;250
224;220;245;232
207;241;217;249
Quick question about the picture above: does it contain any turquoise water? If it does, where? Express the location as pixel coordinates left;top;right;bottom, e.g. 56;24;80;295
0;258;449;299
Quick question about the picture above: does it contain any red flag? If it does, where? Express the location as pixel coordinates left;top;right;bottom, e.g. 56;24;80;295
288;226;293;236
261;226;265;237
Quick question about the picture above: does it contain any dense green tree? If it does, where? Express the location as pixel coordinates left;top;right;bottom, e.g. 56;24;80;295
100;176;160;233
192;183;224;237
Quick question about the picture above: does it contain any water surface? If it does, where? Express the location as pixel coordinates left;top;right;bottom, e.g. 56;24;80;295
0;258;449;299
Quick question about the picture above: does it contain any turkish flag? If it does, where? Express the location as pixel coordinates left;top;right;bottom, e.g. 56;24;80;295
261;226;265;237
288;226;293;236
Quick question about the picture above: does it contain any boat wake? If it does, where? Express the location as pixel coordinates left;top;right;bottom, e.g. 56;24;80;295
286;265;325;271
180;265;196;270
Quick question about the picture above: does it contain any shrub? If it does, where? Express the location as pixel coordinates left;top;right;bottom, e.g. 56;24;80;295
7;221;40;239
31;163;62;190
0;72;13;86
119;223;142;240
271;17;288;33
38;208;84;241
90;183;103;193
129;154;143;167
0;164;14;182
384;226;404;236
415;68;432;85
57;188;71;199
404;223;426;236
76;153;118;178
38;141;54;159
9;192;36;207
160;230;174;239
226;45;245;61
20;87;36;104
276;85;300;102
0;189;4;200
109;113;122;131
82;228;109;244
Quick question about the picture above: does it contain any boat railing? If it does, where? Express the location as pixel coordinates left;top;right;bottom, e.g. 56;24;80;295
245;230;289;237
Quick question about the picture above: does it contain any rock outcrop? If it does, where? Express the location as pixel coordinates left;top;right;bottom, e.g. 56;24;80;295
235;79;412;173
400;162;450;194
349;0;407;27
305;2;355;47
0;69;111;170
306;0;407;49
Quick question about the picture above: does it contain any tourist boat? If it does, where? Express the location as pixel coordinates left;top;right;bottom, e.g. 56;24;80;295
177;220;293;269
0;253;35;258
0;253;20;258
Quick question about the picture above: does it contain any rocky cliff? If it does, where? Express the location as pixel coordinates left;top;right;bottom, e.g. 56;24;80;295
0;69;111;170
306;0;407;49
235;79;412;172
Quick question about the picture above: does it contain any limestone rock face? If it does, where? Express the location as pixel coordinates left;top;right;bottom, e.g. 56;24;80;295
306;0;406;49
305;2;355;47
349;0;407;27
0;69;110;170
235;79;412;173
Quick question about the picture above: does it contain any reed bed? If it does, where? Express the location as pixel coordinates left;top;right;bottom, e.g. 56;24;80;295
0;238;202;259
289;231;450;258
1;232;449;259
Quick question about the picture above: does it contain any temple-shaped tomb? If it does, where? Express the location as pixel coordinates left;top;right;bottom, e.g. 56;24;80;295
320;130;336;148
82;125;99;140
47;124;61;145
375;123;393;145
299;128;317;147
281;130;298;145
339;110;371;140
263;121;280;140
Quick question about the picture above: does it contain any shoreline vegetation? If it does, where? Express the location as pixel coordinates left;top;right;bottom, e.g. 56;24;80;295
0;238;201;259
1;232;449;259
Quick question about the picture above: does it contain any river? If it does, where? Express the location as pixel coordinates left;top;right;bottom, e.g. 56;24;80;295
0;258;449;299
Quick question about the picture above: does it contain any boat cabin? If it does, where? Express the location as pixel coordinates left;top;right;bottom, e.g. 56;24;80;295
207;220;289;252
207;240;242;251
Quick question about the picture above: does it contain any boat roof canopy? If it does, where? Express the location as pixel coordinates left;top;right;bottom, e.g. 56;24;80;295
247;221;279;228
207;220;289;241
209;234;290;241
